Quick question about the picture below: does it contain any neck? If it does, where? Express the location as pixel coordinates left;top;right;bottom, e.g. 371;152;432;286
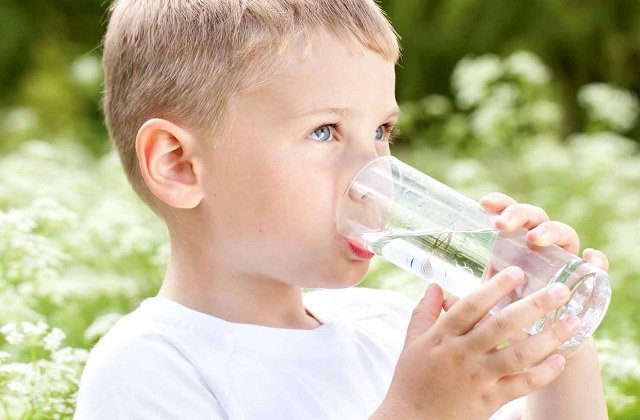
157;235;321;330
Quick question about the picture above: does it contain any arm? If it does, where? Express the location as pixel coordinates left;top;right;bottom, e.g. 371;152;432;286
523;337;608;420
483;194;610;420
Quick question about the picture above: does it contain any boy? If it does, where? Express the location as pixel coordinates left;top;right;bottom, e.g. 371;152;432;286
75;0;609;418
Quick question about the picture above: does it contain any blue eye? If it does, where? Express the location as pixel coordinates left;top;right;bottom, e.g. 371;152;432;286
375;125;385;140
309;125;333;142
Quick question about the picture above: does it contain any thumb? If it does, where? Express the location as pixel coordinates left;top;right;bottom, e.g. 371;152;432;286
405;284;445;347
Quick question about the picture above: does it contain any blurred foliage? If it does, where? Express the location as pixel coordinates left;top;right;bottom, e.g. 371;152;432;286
0;0;106;155
0;142;167;418
1;0;640;153
380;0;640;141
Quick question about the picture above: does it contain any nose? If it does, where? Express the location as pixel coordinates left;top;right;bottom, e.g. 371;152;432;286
338;156;396;237
344;135;391;194
349;164;393;202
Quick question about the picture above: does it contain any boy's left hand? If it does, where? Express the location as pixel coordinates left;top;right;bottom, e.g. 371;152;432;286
478;191;609;271
443;192;609;354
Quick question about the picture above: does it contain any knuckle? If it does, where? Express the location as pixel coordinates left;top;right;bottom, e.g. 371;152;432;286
524;370;538;390
479;388;499;410
551;323;568;343
512;347;529;366
429;332;444;348
462;296;482;314
524;203;547;217
469;367;482;382
531;294;549;313
453;350;466;364
491;314;511;336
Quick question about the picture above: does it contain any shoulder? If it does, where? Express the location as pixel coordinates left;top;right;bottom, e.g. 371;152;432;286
75;299;227;419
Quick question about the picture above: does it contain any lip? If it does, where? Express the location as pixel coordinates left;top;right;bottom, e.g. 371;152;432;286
345;238;375;260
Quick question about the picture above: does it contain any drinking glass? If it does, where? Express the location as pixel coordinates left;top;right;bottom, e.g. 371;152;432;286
337;156;611;349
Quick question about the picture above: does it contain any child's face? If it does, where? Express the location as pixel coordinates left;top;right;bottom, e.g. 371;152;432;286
198;29;397;289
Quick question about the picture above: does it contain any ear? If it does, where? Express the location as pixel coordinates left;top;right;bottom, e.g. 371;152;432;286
136;118;204;209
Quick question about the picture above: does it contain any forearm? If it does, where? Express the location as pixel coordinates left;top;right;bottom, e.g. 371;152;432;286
522;337;608;420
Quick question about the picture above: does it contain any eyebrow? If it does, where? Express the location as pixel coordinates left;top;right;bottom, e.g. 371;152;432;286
292;105;401;121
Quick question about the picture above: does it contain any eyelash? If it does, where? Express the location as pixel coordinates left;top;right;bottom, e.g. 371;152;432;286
379;123;398;145
308;122;398;144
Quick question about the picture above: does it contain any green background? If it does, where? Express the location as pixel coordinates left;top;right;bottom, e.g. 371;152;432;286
0;1;639;418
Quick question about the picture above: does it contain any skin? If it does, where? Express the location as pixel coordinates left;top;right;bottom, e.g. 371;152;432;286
135;29;608;419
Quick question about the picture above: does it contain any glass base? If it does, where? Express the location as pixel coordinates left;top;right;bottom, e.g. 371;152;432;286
528;260;612;349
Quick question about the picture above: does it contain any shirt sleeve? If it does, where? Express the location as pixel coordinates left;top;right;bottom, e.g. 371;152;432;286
74;333;227;419
489;396;526;420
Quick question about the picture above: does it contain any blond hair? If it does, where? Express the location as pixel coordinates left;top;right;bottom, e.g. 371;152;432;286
102;0;400;208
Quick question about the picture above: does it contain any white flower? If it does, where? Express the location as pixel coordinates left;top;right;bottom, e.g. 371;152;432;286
469;101;513;140
0;107;40;134
20;321;48;338
7;380;28;394
44;328;66;352
452;54;503;109
447;158;487;186
84;313;123;342
522;100;562;128
0;209;37;233
0;351;11;362
1;322;25;345
597;337;640;411
69;55;103;88
29;198;78;225
578;83;640;132
503;51;551;85
51;347;89;365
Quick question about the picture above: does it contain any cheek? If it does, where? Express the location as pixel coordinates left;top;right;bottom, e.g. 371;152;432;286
220;160;337;239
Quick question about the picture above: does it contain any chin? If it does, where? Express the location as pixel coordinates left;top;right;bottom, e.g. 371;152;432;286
312;260;371;289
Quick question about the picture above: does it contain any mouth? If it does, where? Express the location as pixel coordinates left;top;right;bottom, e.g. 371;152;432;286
345;238;375;260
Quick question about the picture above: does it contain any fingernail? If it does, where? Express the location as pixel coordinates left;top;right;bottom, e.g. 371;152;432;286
584;248;601;259
564;315;581;333
531;226;547;238
506;266;524;282
550;283;569;300
553;354;566;370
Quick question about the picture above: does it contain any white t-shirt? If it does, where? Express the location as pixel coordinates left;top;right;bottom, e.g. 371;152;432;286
75;287;524;419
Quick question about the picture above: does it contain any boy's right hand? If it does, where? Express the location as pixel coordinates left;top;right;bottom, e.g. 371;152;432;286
372;267;579;420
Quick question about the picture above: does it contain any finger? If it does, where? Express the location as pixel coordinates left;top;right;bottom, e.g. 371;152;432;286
583;248;609;272
494;203;550;232
439;267;525;336
405;284;445;346
526;221;580;255
479;192;518;213
502;328;530;344
468;282;571;350
443;296;460;312
488;315;581;375
496;354;566;401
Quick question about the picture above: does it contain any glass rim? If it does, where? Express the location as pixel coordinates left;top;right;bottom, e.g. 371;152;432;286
337;155;400;237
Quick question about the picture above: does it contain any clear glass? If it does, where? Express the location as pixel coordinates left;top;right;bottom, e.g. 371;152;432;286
337;156;612;349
